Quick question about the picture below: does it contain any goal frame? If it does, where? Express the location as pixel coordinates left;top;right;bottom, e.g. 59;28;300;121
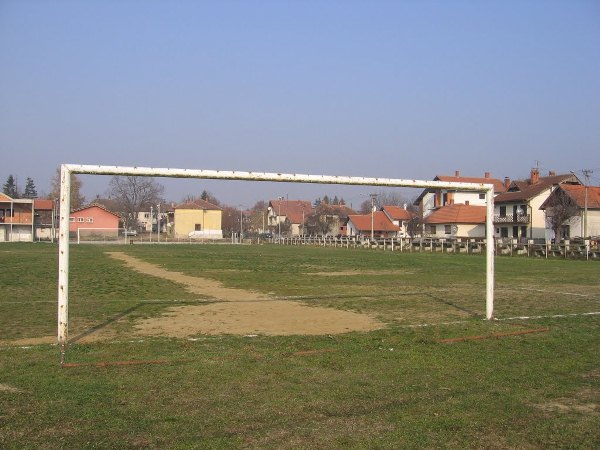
58;164;495;354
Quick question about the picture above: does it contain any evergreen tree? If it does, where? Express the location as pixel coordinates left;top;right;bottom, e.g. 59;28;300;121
3;175;17;197
23;177;38;198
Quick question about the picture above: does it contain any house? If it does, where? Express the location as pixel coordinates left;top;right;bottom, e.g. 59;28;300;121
69;203;121;236
424;204;486;238
136;202;171;233
381;205;415;238
0;194;59;242
540;184;600;239
33;199;57;241
414;171;507;218
174;199;222;239
0;193;34;242
346;211;401;238
308;202;356;236
267;199;312;236
493;169;581;242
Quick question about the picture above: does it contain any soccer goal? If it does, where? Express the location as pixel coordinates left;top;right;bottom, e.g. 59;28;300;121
57;164;495;358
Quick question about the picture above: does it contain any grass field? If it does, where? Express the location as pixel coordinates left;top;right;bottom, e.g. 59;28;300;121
1;242;598;448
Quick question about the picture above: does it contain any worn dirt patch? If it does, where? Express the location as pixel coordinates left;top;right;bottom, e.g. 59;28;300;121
0;383;24;393
0;336;56;347
107;252;384;337
532;388;598;415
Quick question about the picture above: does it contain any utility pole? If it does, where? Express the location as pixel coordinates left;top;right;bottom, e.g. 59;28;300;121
157;203;161;243
582;169;593;238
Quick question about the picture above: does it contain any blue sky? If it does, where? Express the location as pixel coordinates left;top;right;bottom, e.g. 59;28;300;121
1;0;599;207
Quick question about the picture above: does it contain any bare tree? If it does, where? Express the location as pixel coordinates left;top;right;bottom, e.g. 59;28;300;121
50;167;85;209
108;176;164;230
245;201;268;234
544;189;580;241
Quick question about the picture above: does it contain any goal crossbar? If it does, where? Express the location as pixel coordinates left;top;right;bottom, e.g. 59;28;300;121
58;164;495;354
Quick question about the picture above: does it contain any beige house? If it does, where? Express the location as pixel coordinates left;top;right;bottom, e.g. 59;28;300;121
174;199;223;239
424;204;486;239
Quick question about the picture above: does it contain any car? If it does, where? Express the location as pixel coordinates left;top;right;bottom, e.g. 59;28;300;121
123;229;137;236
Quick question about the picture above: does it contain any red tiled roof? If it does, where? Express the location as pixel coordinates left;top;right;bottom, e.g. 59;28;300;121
175;199;222;210
33;199;54;210
424;204;486;224
555;185;600;209
495;174;579;203
72;203;121;218
381;205;414;221
348;211;401;232
435;175;507;193
270;200;313;224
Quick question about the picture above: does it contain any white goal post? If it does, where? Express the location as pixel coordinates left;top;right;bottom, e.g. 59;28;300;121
58;164;495;354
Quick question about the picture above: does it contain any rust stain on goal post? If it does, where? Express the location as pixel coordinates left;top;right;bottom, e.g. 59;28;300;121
57;164;495;353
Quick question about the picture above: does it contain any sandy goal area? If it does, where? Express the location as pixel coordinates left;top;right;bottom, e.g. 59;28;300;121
106;252;384;338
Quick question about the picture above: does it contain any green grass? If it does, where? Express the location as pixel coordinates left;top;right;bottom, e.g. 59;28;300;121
0;242;598;449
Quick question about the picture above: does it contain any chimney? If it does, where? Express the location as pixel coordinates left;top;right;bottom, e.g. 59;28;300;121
504;177;511;189
530;168;540;184
548;170;556;176
455;170;460;177
484;172;490;179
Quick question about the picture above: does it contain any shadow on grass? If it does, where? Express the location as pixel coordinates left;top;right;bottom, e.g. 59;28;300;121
425;293;481;317
70;303;147;344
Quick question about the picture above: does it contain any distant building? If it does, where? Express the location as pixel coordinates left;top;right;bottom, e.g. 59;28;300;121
267;199;312;236
381;205;415;238
69;203;121;234
346;211;401;238
540;184;600;239
493;169;581;241
414;171;507;218
424;204;486;238
174;199;223;239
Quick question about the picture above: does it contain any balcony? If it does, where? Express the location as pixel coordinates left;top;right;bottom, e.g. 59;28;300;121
494;214;530;224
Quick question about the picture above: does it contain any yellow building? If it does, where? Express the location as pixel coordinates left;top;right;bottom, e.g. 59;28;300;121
174;199;223;239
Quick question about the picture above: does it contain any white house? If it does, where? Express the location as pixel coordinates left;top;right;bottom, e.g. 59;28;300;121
493;169;581;242
381;205;415;238
540;184;600;240
267;199;312;236
414;171;507;218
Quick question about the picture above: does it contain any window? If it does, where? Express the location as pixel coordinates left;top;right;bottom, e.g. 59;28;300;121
499;206;506;217
195;224;202;231
500;227;508;238
77;217;84;223
430;225;436;235
479;193;485;199
87;217;94;223
444;225;451;234
69;217;75;222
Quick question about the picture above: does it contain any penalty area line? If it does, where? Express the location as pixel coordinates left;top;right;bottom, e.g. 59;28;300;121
496;311;600;321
